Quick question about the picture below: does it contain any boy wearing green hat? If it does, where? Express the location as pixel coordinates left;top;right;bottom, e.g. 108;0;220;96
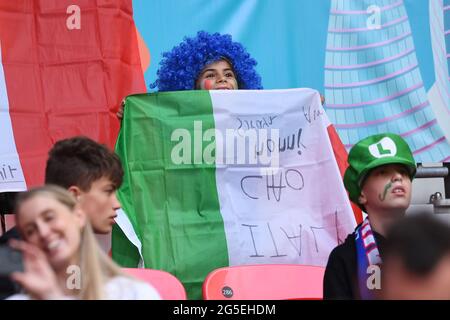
323;133;416;300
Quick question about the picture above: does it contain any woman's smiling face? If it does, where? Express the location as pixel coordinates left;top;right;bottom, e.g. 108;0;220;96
17;194;85;271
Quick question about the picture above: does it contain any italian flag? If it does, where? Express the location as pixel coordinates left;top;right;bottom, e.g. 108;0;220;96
0;0;145;191
113;88;361;299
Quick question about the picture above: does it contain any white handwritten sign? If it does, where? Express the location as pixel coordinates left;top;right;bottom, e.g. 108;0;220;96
210;88;356;266
0;42;27;192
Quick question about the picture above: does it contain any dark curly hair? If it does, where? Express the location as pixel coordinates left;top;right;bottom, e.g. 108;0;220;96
151;31;263;91
45;136;123;191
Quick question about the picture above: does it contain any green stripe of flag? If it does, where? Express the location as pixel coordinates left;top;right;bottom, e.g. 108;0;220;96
113;91;229;300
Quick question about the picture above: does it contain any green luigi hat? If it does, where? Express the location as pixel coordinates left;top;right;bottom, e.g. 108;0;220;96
344;133;416;208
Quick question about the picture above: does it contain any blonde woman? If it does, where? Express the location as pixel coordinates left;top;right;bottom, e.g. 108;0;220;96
7;185;160;300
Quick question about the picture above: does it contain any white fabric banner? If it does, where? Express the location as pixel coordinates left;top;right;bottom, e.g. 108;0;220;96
210;88;356;266
0;43;26;192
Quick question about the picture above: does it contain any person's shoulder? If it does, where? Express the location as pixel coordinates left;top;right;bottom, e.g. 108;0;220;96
329;230;357;259
105;276;161;300
5;293;30;300
0;227;21;244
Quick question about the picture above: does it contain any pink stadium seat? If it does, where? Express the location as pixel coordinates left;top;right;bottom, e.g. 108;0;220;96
122;268;187;300
202;264;325;300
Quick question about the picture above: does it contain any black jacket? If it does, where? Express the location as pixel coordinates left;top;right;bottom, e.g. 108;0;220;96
0;227;21;300
323;226;386;300
0;227;20;245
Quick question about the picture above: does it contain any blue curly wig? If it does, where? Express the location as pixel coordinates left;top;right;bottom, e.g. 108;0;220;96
151;31;263;91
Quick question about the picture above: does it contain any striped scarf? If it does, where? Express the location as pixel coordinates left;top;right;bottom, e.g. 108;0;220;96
355;218;382;300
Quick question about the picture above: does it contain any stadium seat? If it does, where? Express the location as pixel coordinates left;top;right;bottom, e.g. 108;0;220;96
122;268;187;300
202;264;325;300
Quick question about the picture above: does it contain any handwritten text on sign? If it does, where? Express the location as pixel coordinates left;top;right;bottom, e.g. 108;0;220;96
0;46;27;192
210;89;355;266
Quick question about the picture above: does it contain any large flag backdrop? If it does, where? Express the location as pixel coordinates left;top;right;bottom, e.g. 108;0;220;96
113;88;359;299
0;0;145;192
133;0;450;162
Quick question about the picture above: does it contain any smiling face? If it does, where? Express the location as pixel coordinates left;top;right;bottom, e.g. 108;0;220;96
73;176;121;234
195;59;238;90
17;194;85;271
358;164;412;215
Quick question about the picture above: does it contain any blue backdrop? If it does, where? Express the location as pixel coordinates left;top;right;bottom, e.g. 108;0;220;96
132;0;450;163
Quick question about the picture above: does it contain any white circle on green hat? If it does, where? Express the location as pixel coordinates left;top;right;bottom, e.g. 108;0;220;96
368;137;397;158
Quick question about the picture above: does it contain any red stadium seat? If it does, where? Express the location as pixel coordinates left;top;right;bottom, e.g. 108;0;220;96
122;268;187;300
202;264;325;300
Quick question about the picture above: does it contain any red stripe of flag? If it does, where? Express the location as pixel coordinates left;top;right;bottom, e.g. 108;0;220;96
327;124;363;224
0;0;146;188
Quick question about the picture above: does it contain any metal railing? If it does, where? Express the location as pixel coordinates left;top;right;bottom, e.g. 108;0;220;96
415;163;450;213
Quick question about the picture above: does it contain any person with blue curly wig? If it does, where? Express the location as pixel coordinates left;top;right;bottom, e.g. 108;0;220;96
117;31;263;118
152;31;263;91
117;31;323;118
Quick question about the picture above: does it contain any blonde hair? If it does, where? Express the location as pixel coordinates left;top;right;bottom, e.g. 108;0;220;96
15;185;127;300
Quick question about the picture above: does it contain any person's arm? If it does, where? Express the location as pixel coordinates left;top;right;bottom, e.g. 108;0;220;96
323;247;354;300
320;94;325;105
117;99;125;120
